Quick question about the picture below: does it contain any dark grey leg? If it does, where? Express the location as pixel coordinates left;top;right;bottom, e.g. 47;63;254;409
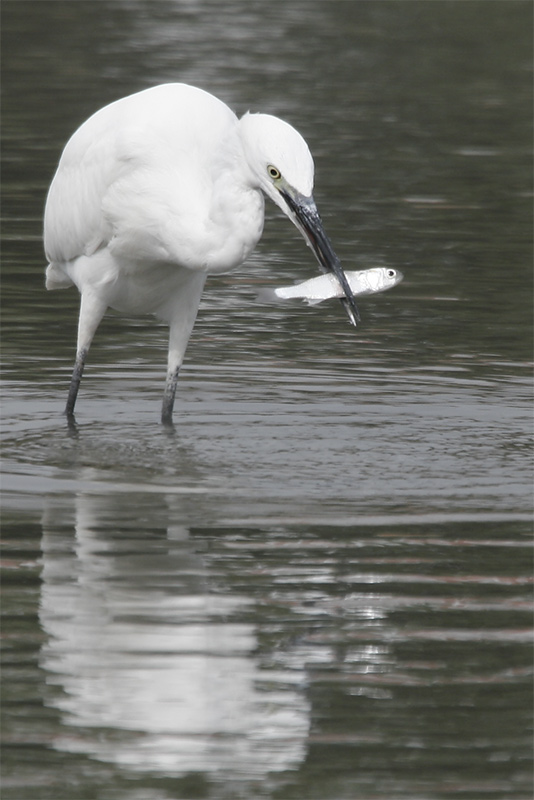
65;347;88;419
62;292;107;422
161;367;180;426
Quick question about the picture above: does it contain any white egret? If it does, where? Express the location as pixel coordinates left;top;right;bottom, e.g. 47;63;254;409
44;83;360;425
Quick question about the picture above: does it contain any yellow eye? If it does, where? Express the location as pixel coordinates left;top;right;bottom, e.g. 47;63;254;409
268;165;281;180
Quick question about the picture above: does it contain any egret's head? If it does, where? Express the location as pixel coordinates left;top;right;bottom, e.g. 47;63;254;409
238;111;361;326
239;112;314;207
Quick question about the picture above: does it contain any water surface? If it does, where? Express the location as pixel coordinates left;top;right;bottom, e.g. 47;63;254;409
2;2;532;798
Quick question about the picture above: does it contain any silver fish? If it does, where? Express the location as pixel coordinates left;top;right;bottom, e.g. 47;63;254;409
257;267;403;305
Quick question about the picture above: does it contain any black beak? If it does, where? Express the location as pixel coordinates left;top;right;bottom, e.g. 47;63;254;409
281;191;360;326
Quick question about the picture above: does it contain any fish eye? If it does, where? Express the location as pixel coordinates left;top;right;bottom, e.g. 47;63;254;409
387;269;395;277
268;165;281;180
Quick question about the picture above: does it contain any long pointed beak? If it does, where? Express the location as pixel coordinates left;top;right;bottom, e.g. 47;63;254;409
280;191;360;326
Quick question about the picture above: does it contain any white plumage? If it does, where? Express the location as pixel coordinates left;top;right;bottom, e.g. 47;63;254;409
44;83;360;424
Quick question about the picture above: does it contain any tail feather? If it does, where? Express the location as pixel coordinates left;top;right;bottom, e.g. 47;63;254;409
45;263;73;290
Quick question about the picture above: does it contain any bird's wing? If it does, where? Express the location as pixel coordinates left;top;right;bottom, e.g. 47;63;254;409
44;130;191;269
45;129;223;272
44;121;121;267
43;89;192;268
44;84;243;273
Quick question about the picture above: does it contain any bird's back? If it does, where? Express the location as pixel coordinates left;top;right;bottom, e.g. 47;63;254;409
44;84;259;288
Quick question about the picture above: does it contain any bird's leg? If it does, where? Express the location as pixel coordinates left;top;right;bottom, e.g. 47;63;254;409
160;273;206;426
161;367;180;427
64;292;107;421
65;347;88;419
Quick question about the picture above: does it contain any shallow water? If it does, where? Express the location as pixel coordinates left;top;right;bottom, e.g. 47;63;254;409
2;2;533;798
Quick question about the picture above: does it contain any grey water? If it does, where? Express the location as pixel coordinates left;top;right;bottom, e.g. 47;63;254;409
1;2;532;799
